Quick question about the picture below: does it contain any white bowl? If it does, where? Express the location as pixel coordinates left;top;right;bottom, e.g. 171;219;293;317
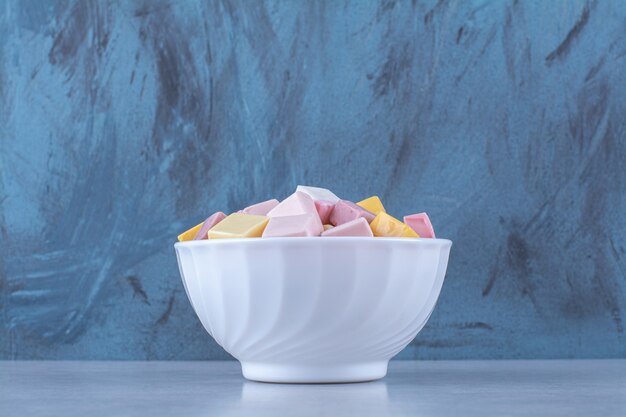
175;237;452;383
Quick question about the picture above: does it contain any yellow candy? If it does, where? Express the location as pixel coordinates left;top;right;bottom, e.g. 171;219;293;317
357;196;386;215
207;213;269;239
399;225;419;238
323;224;334;231
370;212;419;238
178;222;203;242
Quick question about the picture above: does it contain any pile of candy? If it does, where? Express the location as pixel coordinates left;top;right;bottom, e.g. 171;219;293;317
177;185;435;241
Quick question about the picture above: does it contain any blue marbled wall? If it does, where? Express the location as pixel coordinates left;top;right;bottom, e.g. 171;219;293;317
1;0;625;359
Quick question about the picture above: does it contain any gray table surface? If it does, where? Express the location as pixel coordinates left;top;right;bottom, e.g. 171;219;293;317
1;360;625;417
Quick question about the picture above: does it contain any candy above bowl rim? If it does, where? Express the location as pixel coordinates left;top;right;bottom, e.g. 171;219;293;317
174;236;452;247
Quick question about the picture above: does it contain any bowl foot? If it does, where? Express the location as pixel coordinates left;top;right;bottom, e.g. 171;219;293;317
240;361;388;383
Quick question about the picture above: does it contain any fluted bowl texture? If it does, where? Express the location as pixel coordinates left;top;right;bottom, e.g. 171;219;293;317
175;237;452;383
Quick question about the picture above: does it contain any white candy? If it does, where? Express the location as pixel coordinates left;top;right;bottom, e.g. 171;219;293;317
296;185;340;203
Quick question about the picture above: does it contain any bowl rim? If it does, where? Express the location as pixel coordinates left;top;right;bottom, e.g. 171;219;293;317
175;236;452;248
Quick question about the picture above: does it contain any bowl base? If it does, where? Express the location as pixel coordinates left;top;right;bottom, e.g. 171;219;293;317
240;361;388;383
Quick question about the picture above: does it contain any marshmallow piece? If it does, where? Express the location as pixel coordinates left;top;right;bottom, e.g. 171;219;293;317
370;212;419;238
262;214;324;237
356;196;385;215
315;200;335;224
267;191;319;218
323;224;334;231
296;185;340;203
193;211;226;240
321;217;373;237
207;213;269;239
243;199;280;216
329;200;375;226
177;222;204;242
404;213;436;238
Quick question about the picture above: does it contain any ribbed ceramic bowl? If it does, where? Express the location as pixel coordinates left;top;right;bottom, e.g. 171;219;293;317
174;237;452;383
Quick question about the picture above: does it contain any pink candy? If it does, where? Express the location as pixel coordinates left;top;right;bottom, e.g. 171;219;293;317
243;199;279;216
264;191;323;237
193;211;227;240
267;191;318;218
262;214;324;237
329;200;375;226
403;213;436;238
321;217;373;237
314;200;335;224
